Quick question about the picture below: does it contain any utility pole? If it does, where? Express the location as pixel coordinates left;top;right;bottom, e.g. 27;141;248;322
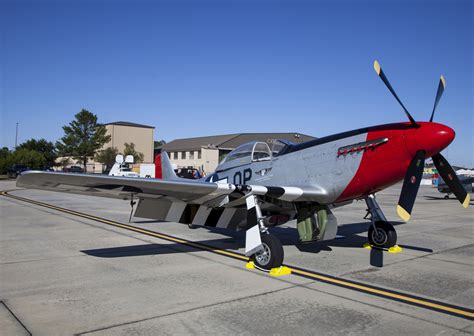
15;122;19;149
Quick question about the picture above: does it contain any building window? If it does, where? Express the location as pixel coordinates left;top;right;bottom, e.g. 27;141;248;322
197;150;201;159
181;151;186;160
173;152;178;160
189;151;194;160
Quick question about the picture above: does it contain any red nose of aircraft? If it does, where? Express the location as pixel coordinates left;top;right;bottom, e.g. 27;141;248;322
404;122;455;158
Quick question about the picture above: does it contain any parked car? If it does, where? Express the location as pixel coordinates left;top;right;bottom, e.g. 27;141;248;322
65;166;84;173
7;164;30;178
175;168;201;179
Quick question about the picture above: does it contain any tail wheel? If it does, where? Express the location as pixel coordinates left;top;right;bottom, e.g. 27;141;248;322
368;221;397;248
253;233;284;270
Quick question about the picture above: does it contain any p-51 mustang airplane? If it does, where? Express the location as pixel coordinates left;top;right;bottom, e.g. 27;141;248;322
17;61;470;270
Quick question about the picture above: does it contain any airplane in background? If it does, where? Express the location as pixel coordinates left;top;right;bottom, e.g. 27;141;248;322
17;61;470;271
437;175;474;199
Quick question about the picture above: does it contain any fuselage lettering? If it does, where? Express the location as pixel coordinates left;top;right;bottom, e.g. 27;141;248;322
233;168;253;185
233;171;242;185
243;168;252;184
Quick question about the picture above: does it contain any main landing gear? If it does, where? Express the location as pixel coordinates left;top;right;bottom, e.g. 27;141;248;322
368;221;397;248
365;194;397;248
253;233;284;270
245;195;284;270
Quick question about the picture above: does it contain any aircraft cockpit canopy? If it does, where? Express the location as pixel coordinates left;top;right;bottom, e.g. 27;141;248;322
269;139;294;156
216;140;293;172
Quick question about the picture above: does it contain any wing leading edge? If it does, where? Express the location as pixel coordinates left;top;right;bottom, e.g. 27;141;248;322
16;171;328;204
17;171;234;202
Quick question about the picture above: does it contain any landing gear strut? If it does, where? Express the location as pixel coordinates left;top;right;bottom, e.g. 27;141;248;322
365;194;397;248
246;195;284;270
128;194;136;223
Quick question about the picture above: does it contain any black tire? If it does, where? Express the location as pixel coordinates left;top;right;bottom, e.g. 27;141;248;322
444;194;450;199
252;233;284;270
368;221;397;248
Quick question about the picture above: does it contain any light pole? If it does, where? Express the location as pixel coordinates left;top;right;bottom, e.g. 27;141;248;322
15;122;19;149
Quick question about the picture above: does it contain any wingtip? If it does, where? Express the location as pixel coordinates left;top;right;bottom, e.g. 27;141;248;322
374;60;381;75
462;193;470;208
440;75;446;88
397;205;411;222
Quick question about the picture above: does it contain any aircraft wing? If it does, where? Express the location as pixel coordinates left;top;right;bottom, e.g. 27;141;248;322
16;171;330;229
16;171;236;203
16;171;328;204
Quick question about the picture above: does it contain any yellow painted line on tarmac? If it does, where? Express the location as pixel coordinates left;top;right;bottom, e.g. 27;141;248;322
289;268;473;319
2;190;473;320
0;190;249;262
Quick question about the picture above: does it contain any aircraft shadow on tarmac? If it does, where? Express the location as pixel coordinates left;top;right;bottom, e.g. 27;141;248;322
81;220;432;268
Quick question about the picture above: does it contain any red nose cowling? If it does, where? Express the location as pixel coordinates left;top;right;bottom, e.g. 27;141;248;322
404;122;455;158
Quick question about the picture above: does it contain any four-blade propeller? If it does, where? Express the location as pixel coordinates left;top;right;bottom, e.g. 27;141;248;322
373;60;470;221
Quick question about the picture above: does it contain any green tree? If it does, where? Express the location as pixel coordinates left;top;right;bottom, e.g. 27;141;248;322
17;138;57;168
0;147;9;158
123;142;144;163
95;147;119;172
0;147;11;174
7;149;46;170
56;109;111;172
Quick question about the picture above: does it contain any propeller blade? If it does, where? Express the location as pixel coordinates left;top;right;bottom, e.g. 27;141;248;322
397;151;426;221
374;60;418;127
429;75;446;122
432;153;470;208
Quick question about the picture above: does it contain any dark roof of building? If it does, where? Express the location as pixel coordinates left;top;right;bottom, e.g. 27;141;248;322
105;121;155;129
162;133;316;152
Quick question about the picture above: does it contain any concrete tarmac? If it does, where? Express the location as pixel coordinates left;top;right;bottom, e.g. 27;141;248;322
0;179;473;335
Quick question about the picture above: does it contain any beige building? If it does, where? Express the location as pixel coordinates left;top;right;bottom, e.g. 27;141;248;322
104;121;155;163
56;121;155;173
161;133;315;174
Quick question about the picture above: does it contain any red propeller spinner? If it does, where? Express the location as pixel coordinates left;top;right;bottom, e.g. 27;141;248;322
404;122;455;158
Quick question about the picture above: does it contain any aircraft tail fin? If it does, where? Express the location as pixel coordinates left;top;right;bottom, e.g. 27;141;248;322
161;151;179;180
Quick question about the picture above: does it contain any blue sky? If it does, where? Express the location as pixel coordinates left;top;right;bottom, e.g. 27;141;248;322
1;0;472;166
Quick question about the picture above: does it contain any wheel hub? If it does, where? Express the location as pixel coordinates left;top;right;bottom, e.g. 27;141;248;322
255;243;271;266
372;228;388;246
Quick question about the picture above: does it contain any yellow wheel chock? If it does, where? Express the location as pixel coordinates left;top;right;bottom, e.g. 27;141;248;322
246;261;255;269
245;261;292;276
269;266;292;277
362;243;403;254
388;245;403;254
